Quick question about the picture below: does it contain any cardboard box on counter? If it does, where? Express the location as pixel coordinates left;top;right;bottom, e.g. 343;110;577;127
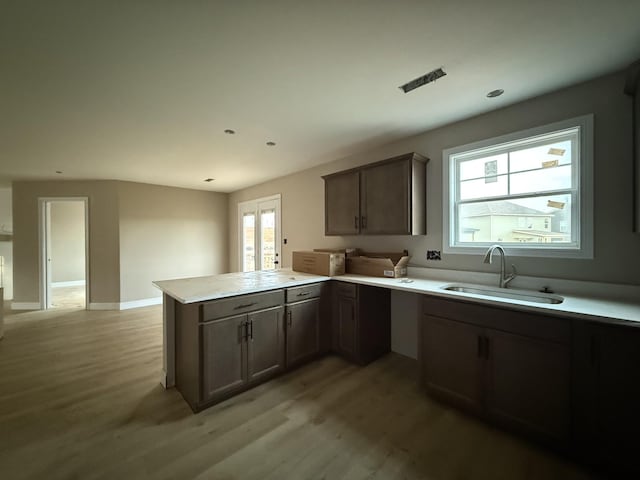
292;251;345;276
313;248;360;258
346;250;410;278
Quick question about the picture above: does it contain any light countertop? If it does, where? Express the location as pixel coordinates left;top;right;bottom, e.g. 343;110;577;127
153;269;329;304
153;268;640;327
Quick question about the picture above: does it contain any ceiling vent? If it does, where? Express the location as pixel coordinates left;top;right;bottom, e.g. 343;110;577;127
399;68;446;93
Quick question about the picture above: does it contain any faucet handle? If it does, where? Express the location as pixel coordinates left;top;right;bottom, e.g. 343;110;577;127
503;264;517;288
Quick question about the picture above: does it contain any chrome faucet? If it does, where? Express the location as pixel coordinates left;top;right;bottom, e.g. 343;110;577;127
483;245;517;288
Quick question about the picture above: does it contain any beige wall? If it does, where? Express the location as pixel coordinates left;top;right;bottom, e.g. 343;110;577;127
13;181;120;304
0;187;13;299
13;180;229;306
117;182;228;303
50;201;85;283
229;70;640;285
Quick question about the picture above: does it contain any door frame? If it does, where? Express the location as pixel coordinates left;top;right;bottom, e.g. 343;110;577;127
237;194;281;272
38;197;90;310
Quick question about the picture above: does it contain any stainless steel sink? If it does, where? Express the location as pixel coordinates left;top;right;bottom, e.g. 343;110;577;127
441;283;564;304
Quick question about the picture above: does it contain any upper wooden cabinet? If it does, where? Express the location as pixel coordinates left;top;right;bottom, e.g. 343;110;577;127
324;170;360;235
323;152;428;236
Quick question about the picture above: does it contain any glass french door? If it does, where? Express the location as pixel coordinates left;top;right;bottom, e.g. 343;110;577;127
238;195;281;272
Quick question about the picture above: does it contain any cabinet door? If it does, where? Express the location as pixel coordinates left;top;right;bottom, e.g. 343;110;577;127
286;299;320;368
246;306;285;384
360;159;410;234
422;314;484;414
485;329;570;442
324;171;360;235
201;314;247;402
573;321;640;472
335;295;358;359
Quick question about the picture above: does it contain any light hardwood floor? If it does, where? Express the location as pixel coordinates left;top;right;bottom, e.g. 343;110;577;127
0;306;601;479
50;285;86;309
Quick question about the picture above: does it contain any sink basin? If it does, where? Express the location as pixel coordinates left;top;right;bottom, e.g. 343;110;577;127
441;283;564;304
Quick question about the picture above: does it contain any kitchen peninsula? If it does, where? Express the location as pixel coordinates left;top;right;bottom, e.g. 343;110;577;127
154;267;640;474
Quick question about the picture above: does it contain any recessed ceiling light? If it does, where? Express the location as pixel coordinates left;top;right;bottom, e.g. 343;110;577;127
266;141;276;146
224;129;236;135
55;170;63;174
487;89;504;98
204;178;215;182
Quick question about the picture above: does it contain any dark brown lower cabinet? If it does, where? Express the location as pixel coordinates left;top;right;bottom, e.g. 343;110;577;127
422;314;484;414
420;296;571;446
175;289;286;412
573;320;640;474
333;282;390;365
485;329;570;441
201;313;246;401
246;307;286;384
336;294;358;359
202;306;285;405
285;298;320;368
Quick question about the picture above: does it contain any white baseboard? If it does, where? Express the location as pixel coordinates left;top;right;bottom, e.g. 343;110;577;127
11;298;161;312
88;297;163;311
11;302;41;310
88;302;120;310
52;280;86;288
120;297;163;310
160;369;175;389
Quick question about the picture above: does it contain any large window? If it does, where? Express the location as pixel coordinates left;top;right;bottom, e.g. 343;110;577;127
443;115;593;258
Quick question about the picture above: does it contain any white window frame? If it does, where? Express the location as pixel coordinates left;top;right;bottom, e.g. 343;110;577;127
237;194;282;272
443;114;594;259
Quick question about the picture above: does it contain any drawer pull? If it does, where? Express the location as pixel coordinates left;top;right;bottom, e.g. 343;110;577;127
234;302;257;310
297;292;311;297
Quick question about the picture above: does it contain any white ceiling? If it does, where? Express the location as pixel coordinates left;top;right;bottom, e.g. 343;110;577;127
1;1;639;192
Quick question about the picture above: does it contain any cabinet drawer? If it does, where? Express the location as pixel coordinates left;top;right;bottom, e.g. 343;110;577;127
286;283;323;303
423;295;570;344
202;290;284;322
334;282;357;299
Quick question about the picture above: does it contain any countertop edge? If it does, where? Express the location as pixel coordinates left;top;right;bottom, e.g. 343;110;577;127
153;271;640;327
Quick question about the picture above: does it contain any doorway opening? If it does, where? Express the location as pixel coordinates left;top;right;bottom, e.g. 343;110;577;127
238;194;281;272
39;198;89;309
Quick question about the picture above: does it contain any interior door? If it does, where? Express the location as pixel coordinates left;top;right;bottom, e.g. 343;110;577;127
44;201;52;308
238;195;281;272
